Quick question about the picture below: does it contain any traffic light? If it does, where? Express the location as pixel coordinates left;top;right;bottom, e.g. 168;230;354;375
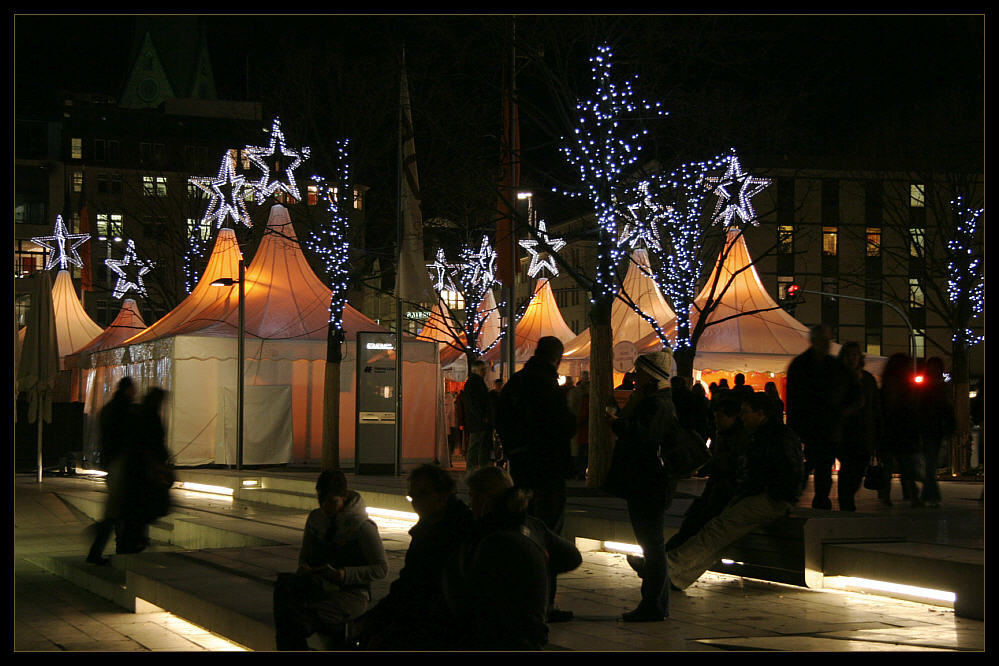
913;373;925;385
780;284;803;314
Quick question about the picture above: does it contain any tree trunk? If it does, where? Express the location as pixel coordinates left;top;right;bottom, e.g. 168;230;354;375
321;326;345;470
586;295;614;488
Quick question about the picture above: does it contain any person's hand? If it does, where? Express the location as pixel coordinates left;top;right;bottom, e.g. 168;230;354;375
604;405;618;420
324;565;345;584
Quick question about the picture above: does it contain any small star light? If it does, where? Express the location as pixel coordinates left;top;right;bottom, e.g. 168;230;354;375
464;236;500;290
705;152;772;227
244;117;311;204
519;220;566;278
106;239;154;299
31;214;91;270
189;152;252;228
617;181;664;252
427;248;457;293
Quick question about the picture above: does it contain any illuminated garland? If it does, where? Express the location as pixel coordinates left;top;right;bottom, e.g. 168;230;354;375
183;233;206;294
557;44;667;303
947;196;984;347
106;239;154;299
244;117;311;204
617;181;664;252
189;151;253;229
704;150;772;227
519;219;566;278
31;214;91;271
304;139;352;333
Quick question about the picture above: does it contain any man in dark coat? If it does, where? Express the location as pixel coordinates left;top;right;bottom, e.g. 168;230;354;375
668;392;803;590
273;470;388;650
495;336;577;622
355;464;474;650
86;377;136;565
785;324;850;510
461;360;493;472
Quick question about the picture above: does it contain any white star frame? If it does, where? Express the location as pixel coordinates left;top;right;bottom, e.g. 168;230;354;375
244;117;311;204
189;152;253;228
463;236;500;290
106;239;155;299
519;220;567;278
427;248;457;293
31;214;91;270
617;181;664;252
705;153;772;227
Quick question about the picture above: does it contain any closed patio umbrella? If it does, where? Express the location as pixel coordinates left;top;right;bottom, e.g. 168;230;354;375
17;272;59;482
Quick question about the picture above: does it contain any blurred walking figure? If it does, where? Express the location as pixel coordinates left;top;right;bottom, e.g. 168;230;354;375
461;360;493;472
568;371;590;480
918;357;954;507
879;353;924;507
786;324;850;510
837;343;883;511
118;387;173;554
273;470;388;650
86;377;136;565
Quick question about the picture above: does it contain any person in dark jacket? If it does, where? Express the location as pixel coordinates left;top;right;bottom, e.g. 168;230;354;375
461;360;493;472
273;470;388;650
86;377;136;565
445;466;582;650
879;353;924;507
355;464;474;650
918;357;954;507
665;398;750;552
608;350;679;622
668;392;803;590
837;343;883;511
495;336;577;622
763;381;785;424
689;382;714;442
117;387;172;554
785;324;851;510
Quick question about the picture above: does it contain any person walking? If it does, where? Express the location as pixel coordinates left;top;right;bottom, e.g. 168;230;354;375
879;353;924;507
86;377;136;565
786;324;851;510
607;350;679;622
836;343;882;511
461;360;493;472
496;336;577;623
118;387;173;554
918;357;954;507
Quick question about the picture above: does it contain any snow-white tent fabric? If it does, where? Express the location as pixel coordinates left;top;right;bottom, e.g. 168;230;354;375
482;277;576;365
51;269;104;367
82;205;445;466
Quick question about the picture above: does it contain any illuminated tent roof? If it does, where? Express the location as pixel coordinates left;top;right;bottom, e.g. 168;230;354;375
417;298;464;368
635;228;812;373
65;299;147;370
51;269;104;360
563;249;675;360
123;205;386;345
483;277;576;364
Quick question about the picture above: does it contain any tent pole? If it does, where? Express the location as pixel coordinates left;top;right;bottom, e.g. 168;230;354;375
237;259;245;471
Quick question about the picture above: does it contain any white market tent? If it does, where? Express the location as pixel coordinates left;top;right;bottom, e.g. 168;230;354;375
482;277;576;367
51;269;104;367
81;205;445;467
417;286;502;380
65;298;147;405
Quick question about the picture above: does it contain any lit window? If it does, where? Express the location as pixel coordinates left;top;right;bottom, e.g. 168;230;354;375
109;213;123;240
156;176;167;196
96;213;109;239
822;226;838;256
353;188;364;210
865;329;881;357
909;227;925;257
778;225;794;254
239;150;251;171
865;227;881;257
910;183;925;208
441;289;465;311
909;278;924;309
143;176;155;196
71;137;83;159
307;185;318;206
777;276;794;300
187;218;212;241
913;329;926;358
72;171;83;193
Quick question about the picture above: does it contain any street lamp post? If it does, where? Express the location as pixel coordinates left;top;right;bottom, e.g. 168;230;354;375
212;259;245;471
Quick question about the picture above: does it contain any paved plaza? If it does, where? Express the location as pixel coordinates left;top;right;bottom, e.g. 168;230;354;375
13;470;986;652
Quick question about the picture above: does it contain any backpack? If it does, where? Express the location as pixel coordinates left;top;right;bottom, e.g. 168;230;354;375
661;427;710;479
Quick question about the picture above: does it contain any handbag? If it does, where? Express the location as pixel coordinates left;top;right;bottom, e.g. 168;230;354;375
863;454;886;491
662;428;710;479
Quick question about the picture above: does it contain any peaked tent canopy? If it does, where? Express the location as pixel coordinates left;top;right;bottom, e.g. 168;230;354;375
483;277;576;365
417;298;465;368
51;269;104;364
65;298;147;402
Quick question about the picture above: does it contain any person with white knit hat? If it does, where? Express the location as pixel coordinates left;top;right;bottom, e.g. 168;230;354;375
605;348;679;622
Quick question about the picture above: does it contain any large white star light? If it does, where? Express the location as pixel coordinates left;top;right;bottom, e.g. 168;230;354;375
519;220;567;278
617;181;664;252
189;152;253;228
705;152;772;227
464;236;500;290
427;248;457;293
244;117;311;204
31;215;91;270
106;239;154;299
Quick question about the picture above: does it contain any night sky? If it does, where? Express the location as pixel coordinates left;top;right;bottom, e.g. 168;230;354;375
14;14;985;234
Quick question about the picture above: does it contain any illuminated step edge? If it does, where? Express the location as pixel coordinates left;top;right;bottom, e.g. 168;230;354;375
822;576;956;608
175;482;235;496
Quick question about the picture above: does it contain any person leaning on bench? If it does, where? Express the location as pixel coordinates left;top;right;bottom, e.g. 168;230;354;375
273;470;388;650
667;391;803;591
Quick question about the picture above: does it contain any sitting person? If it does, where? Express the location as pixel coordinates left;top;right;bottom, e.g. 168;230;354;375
664;398;750;552
273;470;388;650
355;464;474;650
445;466;582;650
667;392;803;590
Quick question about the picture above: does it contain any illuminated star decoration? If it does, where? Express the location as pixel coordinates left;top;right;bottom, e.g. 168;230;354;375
189;152;252;228
462;235;500;290
618;181;664;252
705;151;772;227
427;248;457;293
244;117;311;204
519;220;567;278
106;239;154;299
31;214;91;270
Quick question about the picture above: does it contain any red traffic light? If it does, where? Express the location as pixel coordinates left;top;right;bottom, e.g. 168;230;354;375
787;284;800;298
913;374;925;385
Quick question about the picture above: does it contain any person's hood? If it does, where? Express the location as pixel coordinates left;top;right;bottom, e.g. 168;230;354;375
313;491;369;547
